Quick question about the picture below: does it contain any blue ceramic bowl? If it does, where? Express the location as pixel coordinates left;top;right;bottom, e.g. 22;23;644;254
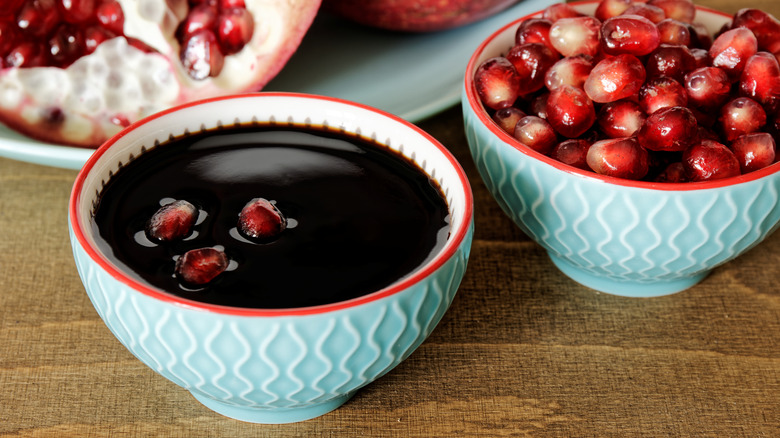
462;2;780;297
69;93;474;423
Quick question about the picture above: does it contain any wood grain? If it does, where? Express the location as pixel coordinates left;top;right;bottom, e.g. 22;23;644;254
1;0;779;435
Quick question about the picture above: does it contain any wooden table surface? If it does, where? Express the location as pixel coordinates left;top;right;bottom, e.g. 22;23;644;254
2;1;779;436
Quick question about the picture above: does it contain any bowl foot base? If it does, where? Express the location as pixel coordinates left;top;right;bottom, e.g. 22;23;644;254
190;391;354;424
548;253;709;297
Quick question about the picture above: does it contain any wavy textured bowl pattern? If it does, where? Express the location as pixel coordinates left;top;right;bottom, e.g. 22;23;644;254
70;93;474;423
462;2;780;297
464;102;780;296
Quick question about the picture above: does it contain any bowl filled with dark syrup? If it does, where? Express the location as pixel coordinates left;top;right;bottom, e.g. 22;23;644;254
69;93;474;423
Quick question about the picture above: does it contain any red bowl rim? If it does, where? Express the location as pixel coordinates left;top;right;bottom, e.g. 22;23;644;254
69;92;474;317
463;0;780;191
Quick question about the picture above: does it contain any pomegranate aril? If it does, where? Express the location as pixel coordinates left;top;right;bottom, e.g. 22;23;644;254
544;54;593;91
584;54;646;103
654;162;688;182
16;0;60;38
84;25;115;53
730;132;777;173
506;43;559;95
595;0;631;21
175;247;229;286
648;0;696;23
689;47;709;68
546;85;596;138
732;8;780;53
515;18;555;53
48;23;84;66
551;139;591;170
719;97;766;141
5;41;45;67
530;92;549;119
543;3;583;22
687;22;713;49
600;14;660;56
238;198;286;241
709;27;758;81
217;7;254;55
57;0;95;24
637;106;698;152
474;57;521;110
656;18;691;46
586;137;649;180
683;139;741;181
621;3;666;24
95;0;124;34
146;200;198;242
180;28;225;80
638;76;688;114
597;99;646;138
549;16;601;57
739;52;780;110
220;0;246;8
645;44;696;82
684;66;731;110
177;4;218;40
492;107;526;135
513;115;558;154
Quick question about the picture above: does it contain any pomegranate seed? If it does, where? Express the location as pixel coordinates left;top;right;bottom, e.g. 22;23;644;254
601;14;661;56
506;43;559;95
96;0;124;34
684;66;731;110
217;7;254;55
5;41;46;67
220;0;246;8
549;16;601;57
146;200;198;242
474;57;521;110
656;18;691;46
175;247;229;286
177;4;218;40
584;54;646;103
530;93;549;119
689;47;709;68
730;132;777;173
597;99;646;138
637;106;698;152
546;85;596;138
645;44;696;82
638;76;688;114
687;22;713;49
709;27;758;81
542;3;583;22
513;115;558;154
0;22;21;58
492;107;526;134
57;0;95;24
16;0;60;38
595;0;631;21
718;97;766;141
84;26;115;54
654;162;688;182
48;23;84;66
739;52;780;110
732;8;780;53
621;3;666;24
544;54;594;91
515;18;555;53
586;137;649;180
647;0;696;23
682;139;741;181
237;198;286;241
180;28;225;80
551;139;591;170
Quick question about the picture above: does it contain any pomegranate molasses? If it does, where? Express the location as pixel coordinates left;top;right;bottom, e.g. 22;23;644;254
92;124;450;309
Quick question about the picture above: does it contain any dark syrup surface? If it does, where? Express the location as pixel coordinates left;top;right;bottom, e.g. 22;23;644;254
92;125;450;309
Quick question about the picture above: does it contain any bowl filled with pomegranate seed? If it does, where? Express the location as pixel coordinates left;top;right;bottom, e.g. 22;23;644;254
69;93;474;423
463;0;780;297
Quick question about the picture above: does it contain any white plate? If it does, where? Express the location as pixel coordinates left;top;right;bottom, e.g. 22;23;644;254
0;0;555;170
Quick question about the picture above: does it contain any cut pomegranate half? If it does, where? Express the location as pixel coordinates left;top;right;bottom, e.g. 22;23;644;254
0;0;321;147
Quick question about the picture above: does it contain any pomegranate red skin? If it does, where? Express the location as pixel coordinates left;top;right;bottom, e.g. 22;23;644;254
682;139;742;181
586;137;649;180
322;0;520;32
546;85;596;138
